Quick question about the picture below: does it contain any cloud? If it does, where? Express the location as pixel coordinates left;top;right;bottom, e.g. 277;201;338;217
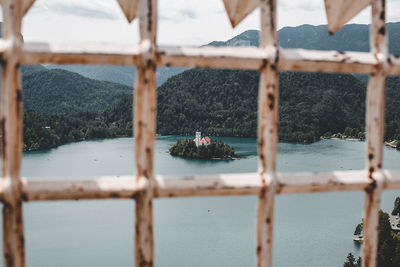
158;0;222;23
29;0;121;20
180;9;197;20
279;0;322;11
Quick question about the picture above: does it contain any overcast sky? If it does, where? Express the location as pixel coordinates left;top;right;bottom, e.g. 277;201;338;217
12;0;400;46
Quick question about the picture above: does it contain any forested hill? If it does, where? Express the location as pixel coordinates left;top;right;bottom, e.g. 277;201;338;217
22;69;132;114
162;70;365;142
103;69;368;143
46;64;187;87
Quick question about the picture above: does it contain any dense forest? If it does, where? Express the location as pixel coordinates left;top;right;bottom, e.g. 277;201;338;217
22;69;132;114
102;69;384;143
169;139;237;159
156;69;368;142
23;110;131;151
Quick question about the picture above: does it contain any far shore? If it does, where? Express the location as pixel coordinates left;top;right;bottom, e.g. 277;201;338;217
328;137;362;141
385;141;399;149
24;135;400;153
322;136;399;150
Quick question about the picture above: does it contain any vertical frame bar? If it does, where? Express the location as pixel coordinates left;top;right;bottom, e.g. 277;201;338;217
363;0;388;266
1;0;26;266
256;0;278;266
134;0;157;266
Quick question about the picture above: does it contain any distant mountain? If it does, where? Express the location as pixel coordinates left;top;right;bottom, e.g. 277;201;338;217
45;65;136;87
21;65;47;75
208;30;260;47
209;22;400;54
22;69;132;114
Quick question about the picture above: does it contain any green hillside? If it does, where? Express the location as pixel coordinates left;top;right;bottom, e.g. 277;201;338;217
46;64;187;87
22;69;132;114
105;69;368;143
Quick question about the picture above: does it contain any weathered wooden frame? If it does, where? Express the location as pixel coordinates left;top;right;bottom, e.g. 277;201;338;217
0;0;395;266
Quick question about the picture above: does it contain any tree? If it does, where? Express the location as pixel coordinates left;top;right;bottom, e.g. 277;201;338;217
343;253;361;267
392;197;400;215
354;222;363;236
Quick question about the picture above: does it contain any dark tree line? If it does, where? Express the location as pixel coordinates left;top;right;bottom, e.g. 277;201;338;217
23;110;132;151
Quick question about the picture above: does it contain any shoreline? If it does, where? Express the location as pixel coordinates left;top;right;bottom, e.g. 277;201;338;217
385;141;399;149
323;136;399;150
24;135;400;153
327;137;362;141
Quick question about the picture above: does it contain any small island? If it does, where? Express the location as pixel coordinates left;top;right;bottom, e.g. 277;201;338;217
169;132;238;160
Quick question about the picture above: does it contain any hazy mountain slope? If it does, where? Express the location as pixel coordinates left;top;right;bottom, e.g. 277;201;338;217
46;65;187;87
22;69;132;114
45;65;136;87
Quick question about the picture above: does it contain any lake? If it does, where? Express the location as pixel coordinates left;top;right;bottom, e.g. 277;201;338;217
5;137;400;267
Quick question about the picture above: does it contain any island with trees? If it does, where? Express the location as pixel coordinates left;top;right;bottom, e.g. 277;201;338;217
169;137;238;160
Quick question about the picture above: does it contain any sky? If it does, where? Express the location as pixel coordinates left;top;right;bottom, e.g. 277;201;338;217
7;0;400;46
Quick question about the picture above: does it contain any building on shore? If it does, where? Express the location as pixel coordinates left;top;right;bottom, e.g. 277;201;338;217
390;213;400;231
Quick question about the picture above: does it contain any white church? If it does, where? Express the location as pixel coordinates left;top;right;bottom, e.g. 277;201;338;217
193;132;211;147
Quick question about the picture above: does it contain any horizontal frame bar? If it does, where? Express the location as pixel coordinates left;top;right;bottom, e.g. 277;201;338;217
21;176;142;201
0;40;386;74
21;42;145;65
0;170;396;202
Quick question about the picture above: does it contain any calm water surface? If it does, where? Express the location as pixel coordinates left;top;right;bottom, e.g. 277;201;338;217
5;137;400;266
